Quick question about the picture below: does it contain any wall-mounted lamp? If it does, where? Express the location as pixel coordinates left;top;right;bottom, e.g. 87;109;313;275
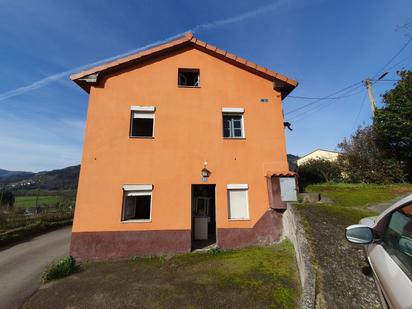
201;161;211;178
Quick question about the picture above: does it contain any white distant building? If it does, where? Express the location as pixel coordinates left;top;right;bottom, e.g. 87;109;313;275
297;149;340;166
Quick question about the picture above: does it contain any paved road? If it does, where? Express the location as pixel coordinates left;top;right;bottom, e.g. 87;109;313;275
0;227;71;309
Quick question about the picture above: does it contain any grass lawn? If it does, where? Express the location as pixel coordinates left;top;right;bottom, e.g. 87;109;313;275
294;182;412;308
14;196;63;208
304;183;412;223
24;240;301;309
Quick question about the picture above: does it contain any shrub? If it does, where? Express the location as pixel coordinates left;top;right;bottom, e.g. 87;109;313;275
338;126;406;184
41;256;78;283
0;190;15;209
0;218;73;247
207;247;221;255
298;158;342;189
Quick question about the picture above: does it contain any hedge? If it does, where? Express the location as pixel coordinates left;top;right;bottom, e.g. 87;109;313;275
0;219;72;247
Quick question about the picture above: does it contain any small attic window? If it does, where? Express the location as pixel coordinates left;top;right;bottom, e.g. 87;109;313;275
178;68;200;87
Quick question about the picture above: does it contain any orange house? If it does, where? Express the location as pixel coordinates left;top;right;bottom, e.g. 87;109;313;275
70;32;298;260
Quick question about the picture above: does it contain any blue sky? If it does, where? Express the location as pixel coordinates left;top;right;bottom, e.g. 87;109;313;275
0;0;411;171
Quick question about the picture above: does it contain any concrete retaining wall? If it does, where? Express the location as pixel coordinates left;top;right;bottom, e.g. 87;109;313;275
283;205;316;309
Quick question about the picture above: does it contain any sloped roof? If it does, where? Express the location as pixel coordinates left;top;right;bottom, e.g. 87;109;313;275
266;171;297;178
298;149;341;160
70;32;298;98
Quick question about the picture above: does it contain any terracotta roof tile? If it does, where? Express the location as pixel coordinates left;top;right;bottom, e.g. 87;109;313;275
235;56;247;64
225;51;237;60
215;48;226;56
266;171;297;177
193;39;206;47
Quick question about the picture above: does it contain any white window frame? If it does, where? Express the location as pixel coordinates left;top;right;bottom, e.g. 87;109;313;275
130;106;155;138
222;107;245;139
121;184;153;223
227;184;250;220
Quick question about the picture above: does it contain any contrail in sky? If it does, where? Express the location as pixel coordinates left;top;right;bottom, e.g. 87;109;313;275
0;32;188;102
192;0;285;32
0;1;285;102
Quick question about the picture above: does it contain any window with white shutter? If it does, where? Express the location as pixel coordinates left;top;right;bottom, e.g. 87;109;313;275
122;184;153;222
227;184;249;220
130;106;155;138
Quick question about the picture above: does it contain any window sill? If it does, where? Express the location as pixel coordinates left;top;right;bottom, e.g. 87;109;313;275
129;136;155;139
228;218;250;221
223;137;246;140
121;219;152;223
178;85;201;88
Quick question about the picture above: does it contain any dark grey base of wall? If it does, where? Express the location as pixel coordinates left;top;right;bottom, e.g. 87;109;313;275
70;229;191;261
217;209;283;249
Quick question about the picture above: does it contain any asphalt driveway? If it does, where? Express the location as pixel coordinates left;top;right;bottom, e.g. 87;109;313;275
0;227;71;309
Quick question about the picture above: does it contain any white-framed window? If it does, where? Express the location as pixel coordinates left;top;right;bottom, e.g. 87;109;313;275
122;184;153;222
227;184;249;220
130;106;155;138
222;107;245;138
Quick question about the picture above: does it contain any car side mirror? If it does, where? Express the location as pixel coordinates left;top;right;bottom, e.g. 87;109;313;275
345;224;374;244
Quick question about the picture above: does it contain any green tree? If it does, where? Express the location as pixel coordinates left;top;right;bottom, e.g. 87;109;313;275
338;126;405;183
374;70;412;179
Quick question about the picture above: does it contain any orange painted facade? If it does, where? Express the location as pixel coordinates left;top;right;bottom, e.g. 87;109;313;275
70;33;297;258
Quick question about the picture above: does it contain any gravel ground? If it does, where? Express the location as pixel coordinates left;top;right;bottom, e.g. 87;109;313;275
296;205;381;309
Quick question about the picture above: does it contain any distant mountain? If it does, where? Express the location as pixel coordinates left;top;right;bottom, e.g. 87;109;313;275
287;154;299;172
0;165;80;192
0;169;34;178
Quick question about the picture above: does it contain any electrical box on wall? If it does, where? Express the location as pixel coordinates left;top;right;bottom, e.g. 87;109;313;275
279;177;298;202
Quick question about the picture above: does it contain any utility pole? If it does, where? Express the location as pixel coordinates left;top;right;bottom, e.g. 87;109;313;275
364;72;388;117
364;79;377;116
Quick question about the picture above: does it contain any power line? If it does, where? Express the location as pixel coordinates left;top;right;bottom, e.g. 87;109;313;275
283;36;412;127
288;84;365;100
286;84;364;118
370;79;401;82
288;95;342;100
288;87;363;100
287;87;365;121
284;76;397;123
286;86;364;121
349;92;368;133
289;88;366;123
385;53;412;71
285;81;362;116
372;36;412;79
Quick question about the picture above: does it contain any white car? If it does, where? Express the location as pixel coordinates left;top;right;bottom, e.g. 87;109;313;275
345;195;412;309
